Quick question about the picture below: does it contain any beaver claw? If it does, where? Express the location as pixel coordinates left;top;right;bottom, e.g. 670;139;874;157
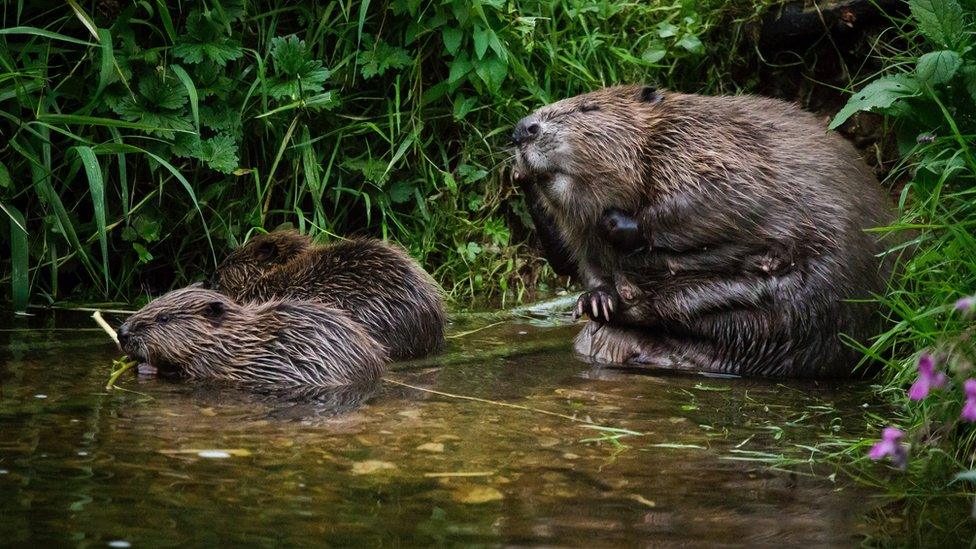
574;286;618;323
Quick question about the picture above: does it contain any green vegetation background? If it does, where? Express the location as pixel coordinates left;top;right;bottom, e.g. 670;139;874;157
0;0;768;307
2;0;976;504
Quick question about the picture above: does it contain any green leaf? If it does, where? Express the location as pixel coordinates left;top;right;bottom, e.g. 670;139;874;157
199;134;239;174
73;146;109;292
96;28;117;96
448;55;472;84
676;34;704;54
0;26;95;46
268;35;331;100
172;10;243;66
657;22;679;38
909;0;965;48
359;40;412;79
5;204;29;312
442;28;462;55
170;65;200;133
388;180;414;204
473;25;489;59
829;75;922;130
132;242;154;264
0;161;10;189
475;54;508;92
961;64;976;102
916;50;962;84
343;158;389;185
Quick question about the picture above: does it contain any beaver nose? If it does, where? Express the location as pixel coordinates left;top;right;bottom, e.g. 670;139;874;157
512;118;541;145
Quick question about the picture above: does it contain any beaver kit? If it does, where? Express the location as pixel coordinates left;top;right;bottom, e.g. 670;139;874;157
214;230;446;360
118;288;387;386
118;232;445;386
514;84;897;377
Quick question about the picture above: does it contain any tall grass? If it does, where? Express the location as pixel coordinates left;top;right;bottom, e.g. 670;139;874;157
0;0;772;310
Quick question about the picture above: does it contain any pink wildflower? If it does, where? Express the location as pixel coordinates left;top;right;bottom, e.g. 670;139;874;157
956;296;976;314
908;353;947;401
868;427;908;468
962;380;976;422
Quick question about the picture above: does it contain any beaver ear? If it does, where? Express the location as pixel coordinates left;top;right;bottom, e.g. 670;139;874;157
203;301;226;320
638;85;661;104
253;240;277;261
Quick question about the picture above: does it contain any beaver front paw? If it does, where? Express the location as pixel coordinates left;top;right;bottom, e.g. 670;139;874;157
598;209;647;253
574;286;618;323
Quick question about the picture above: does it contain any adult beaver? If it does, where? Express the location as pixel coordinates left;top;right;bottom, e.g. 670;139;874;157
117;287;386;386
213;231;446;360
513;85;897;377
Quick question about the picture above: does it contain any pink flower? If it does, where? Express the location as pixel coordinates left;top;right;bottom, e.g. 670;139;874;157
962;379;976;422
908;353;947;401
956;296;976;314
869;427;908;468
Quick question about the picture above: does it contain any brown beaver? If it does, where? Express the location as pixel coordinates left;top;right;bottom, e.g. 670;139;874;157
513;84;897;377
213;231;446;360
117;287;387;386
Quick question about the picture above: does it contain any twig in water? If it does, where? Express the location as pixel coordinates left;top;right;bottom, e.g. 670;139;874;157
383;377;642;433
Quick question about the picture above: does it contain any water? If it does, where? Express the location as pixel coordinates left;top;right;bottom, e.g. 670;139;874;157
0;308;967;546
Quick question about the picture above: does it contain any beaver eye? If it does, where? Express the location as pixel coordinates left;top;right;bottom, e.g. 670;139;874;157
156;313;171;324
580;104;600;112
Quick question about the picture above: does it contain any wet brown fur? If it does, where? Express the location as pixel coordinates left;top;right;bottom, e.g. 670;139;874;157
515;85;898;377
215;231;446;360
118;288;387;386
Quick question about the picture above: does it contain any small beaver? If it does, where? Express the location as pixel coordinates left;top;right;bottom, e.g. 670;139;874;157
213;231;446;360
117;287;387;386
513;85;897;377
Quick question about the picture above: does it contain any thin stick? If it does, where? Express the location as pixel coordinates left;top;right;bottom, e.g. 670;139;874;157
446;320;507;340
91;310;119;345
383;377;613;427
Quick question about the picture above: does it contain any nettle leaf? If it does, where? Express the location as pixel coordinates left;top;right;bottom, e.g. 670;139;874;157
112;72;192;138
910;0;965;48
359;40;413;79
343;158;389;185
829;75;922;130
172;10;244;66
917;50;962;84
200;105;243;135
388;180;414;203
198;134;239;174
193;61;235;98
138;72;187;110
268;35;331;99
474;54;507;92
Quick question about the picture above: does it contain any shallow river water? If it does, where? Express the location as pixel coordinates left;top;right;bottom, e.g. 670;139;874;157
0;305;971;546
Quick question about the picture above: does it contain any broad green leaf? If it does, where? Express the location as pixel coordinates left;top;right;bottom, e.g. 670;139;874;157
961;64;976;102
73;146;109;292
909;0;965;48
677;34;704;54
917;50;962;84
172;11;243;66
155;0;177;43
199;134;239;174
0;161;9;189
388;180;414;204
473;25;489;59
829;75;922;130
442;28;462;55
448;56;472;84
359;40;412;79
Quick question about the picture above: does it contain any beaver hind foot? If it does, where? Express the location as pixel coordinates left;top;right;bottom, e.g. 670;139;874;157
573;322;722;375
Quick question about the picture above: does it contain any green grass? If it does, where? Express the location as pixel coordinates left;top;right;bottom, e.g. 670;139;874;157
0;0;774;310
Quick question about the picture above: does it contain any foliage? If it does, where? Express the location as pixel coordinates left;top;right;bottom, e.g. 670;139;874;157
0;0;771;310
832;0;976;488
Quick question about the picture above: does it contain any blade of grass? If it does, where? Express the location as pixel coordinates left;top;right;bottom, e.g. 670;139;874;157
5;203;29;312
170;65;199;134
73;145;109;294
